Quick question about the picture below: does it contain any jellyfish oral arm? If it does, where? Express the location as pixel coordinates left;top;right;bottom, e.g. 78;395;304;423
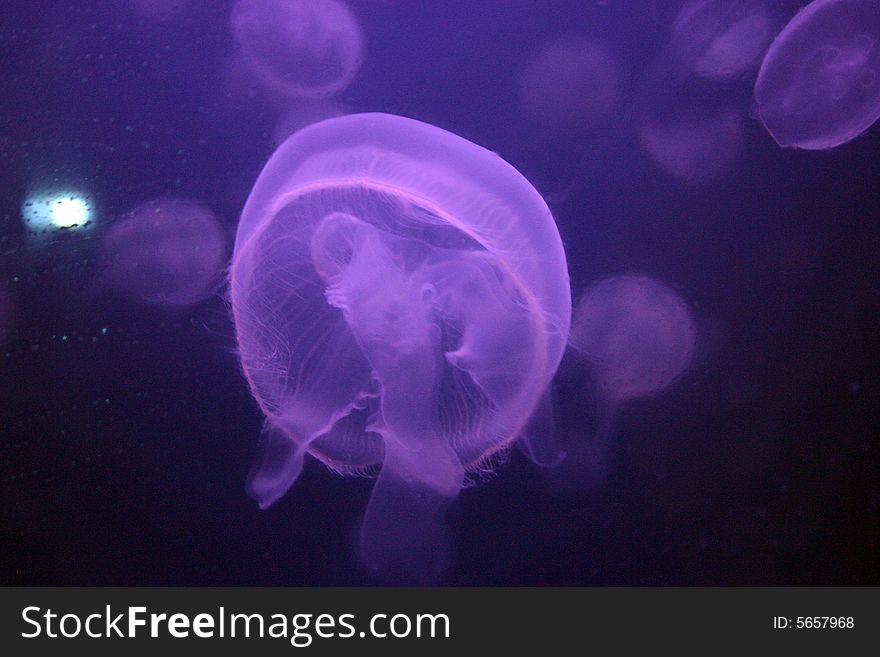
357;325;463;583
356;332;465;583
246;422;309;510
359;438;463;584
315;215;467;581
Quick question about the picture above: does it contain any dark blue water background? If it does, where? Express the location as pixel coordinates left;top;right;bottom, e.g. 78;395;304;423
0;0;877;585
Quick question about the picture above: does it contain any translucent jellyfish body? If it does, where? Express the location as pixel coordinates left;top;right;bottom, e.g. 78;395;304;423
97;198;226;308
754;0;880;150
672;0;772;81
640;106;742;184
561;275;696;488
519;38;622;129
231;0;363;100
230;113;571;581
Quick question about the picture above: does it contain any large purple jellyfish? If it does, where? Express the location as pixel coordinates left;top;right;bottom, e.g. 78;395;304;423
672;0;772;81
97;197;226;308
519;38;622;129
755;0;880;150
558;274;696;489
231;0;364;100
230;113;571;581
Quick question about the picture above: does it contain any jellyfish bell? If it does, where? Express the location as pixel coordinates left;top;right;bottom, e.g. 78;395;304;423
519;37;622;130
639;104;742;184
754;0;880;150
552;274;697;491
672;0;773;81
231;0;364;100
230;112;571;582
96;197;226;308
570;274;697;406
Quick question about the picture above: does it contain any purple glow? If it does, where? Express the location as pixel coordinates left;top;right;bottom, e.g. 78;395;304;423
231;0;364;100
639;105;742;184
230;112;571;581
755;0;880;150
520;38;622;129
673;0;772;81
97;197;226;308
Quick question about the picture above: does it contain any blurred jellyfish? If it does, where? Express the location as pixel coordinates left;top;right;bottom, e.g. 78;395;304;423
231;0;364;100
638;0;764;107
640;105;742;183
558;274;696;489
754;0;880;150
271;100;347;148
520;38;622;129
672;0;773;81
130;0;188;20
96;198;226;308
230;113;571;582
22;190;95;236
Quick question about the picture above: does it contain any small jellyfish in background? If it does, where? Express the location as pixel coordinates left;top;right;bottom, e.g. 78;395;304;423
519;38;622;130
96;197;226;308
231;0;364;100
672;0;773;81
559;274;697;489
640;105;742;184
230;113;571;582
754;0;880;150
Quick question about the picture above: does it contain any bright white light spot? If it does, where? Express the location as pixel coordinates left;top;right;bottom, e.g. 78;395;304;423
22;191;95;233
51;197;89;228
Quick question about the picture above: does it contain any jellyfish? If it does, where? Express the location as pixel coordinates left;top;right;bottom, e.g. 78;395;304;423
229;113;571;582
639;105;742;184
231;0;364;100
559;274;696;489
96;197;226;308
754;0;880;150
637;0;765;110
519;38;622;130
671;0;773;82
